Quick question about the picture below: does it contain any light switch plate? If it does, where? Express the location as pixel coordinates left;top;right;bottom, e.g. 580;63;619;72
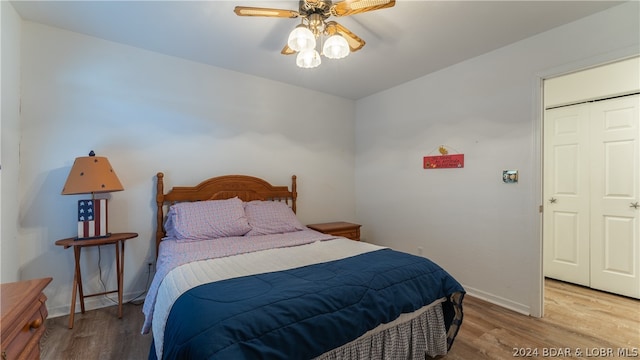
503;170;518;183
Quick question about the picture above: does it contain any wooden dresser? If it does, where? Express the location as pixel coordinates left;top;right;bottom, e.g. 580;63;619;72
1;277;52;360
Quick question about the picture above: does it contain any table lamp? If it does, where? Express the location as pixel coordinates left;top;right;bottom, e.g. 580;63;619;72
61;151;124;239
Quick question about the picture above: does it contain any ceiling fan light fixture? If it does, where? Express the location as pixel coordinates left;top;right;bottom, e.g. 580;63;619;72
323;34;350;59
296;49;321;68
287;25;315;52
235;0;397;69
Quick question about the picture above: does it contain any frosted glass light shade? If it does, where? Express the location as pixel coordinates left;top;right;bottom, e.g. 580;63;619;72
288;25;315;52
323;34;350;59
296;49;321;68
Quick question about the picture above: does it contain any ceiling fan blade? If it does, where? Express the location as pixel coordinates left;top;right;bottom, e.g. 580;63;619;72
330;0;395;17
281;44;296;55
326;21;365;52
234;6;299;18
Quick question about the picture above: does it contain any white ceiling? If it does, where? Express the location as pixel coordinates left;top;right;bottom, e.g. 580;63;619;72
11;0;623;99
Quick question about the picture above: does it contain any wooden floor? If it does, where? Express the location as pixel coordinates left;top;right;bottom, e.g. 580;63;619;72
444;279;640;359
41;279;639;359
41;302;152;360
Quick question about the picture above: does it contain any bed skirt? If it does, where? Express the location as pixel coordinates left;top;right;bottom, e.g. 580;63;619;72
315;299;449;359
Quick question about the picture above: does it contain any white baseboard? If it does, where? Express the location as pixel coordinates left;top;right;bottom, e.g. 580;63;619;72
462;284;531;316
47;289;148;319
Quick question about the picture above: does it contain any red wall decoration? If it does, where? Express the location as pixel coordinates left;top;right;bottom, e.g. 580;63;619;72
423;154;464;169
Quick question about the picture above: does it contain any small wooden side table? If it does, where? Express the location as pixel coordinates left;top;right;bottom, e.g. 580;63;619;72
307;221;361;241
55;232;138;329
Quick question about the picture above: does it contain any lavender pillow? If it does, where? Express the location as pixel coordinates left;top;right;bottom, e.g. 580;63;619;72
244;200;305;236
165;197;251;241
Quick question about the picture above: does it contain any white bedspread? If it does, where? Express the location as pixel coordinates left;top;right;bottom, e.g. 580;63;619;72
151;238;386;359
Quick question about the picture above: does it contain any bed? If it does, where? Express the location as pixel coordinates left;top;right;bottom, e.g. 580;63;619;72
142;172;465;359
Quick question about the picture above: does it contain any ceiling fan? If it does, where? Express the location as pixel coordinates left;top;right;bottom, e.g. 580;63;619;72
234;0;396;68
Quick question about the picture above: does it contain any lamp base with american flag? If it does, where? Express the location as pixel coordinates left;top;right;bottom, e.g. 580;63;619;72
76;199;110;239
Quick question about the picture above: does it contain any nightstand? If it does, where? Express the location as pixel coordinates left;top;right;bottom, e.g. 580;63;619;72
1;277;52;360
54;232;138;329
307;221;361;241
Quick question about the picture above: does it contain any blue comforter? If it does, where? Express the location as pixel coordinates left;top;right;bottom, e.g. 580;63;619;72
156;249;464;359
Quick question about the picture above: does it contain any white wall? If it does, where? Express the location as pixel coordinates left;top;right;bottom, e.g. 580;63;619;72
19;22;357;317
355;1;639;315
1;0;23;283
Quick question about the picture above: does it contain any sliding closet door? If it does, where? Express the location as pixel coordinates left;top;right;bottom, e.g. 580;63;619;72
589;94;640;298
543;104;591;287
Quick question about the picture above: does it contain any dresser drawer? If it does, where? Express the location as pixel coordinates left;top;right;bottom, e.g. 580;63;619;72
2;294;47;360
1;278;51;360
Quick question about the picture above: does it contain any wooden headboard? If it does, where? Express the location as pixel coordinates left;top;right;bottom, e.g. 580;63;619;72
155;172;297;257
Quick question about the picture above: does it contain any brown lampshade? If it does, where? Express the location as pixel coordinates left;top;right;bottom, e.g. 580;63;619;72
61;152;124;195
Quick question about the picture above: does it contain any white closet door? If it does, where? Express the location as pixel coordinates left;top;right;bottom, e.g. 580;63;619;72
543;104;591;286
589;94;640;298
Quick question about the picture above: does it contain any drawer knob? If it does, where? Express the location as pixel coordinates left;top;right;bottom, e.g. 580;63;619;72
29;318;43;330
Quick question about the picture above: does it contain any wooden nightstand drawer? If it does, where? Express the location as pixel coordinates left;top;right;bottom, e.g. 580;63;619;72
330;228;360;240
1;278;51;360
3;296;47;360
307;222;361;241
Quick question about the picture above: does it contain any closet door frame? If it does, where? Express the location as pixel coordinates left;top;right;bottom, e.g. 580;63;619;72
538;55;640;316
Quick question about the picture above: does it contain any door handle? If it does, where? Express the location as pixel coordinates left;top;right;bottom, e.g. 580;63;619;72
549;198;557;204
631;202;639;209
